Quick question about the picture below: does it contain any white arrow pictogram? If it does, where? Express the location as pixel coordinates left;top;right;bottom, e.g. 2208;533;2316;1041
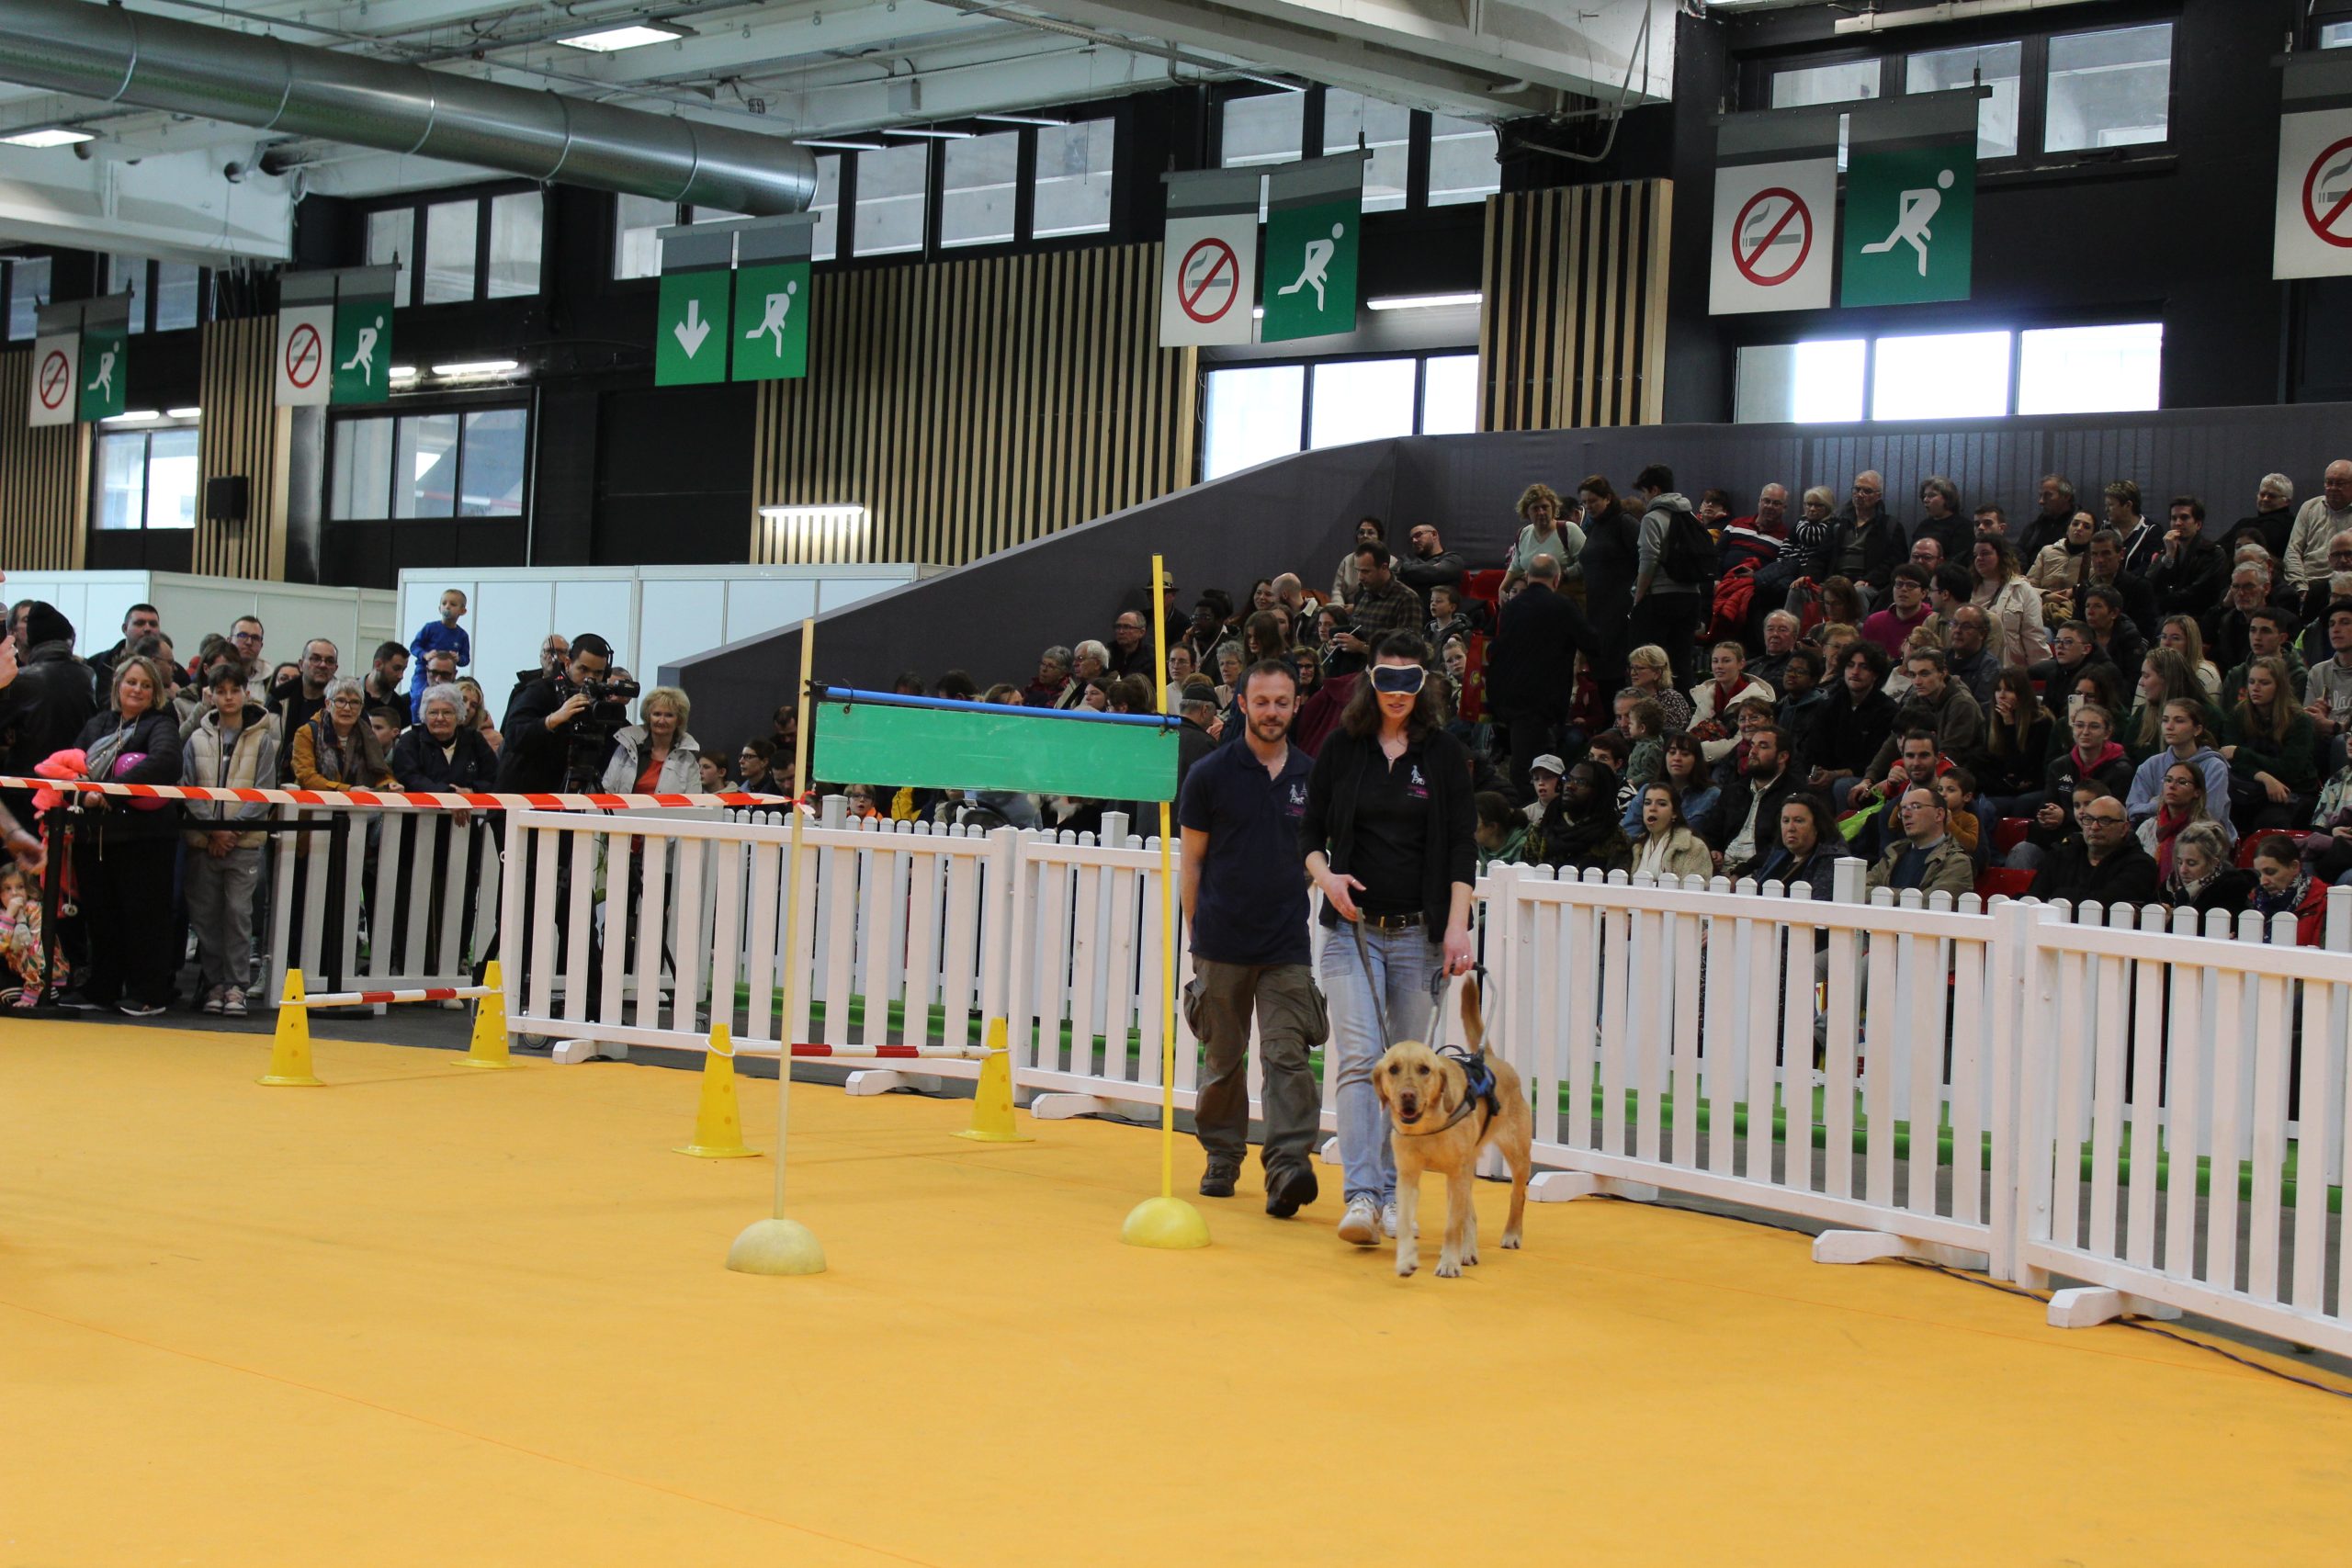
673;299;712;358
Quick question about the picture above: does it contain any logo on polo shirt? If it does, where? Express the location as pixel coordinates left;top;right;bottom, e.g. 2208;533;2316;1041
1408;763;1428;799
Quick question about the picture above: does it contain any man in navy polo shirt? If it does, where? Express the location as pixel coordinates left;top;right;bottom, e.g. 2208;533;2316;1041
1179;657;1323;1218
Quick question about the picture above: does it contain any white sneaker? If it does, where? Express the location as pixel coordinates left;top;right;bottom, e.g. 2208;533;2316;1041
1381;1201;1398;1239
199;987;225;1016
220;987;248;1019
1336;1195;1380;1246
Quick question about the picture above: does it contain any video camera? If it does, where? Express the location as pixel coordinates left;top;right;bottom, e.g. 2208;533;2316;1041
553;673;643;788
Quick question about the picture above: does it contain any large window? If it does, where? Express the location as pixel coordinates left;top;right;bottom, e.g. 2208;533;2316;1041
2015;321;2163;415
6;255;51;341
1322;89;1411;213
367;209;413;307
486;192;543;298
1764;20;2173;164
99;255;206;335
1871;331;2014;422
2044;23;2173;152
1427;113;1500;208
330;406;528;521
366;187;541;305
1033;120;1114;237
95;423;199;531
1220;91;1306;171
107;254;147;335
424;199;480;304
1906;40;2022;160
854;142;929;256
1202;352;1476;480
942;130;1021;248
1771;60;1880;109
1734;340;1868;425
1735;322;2161;425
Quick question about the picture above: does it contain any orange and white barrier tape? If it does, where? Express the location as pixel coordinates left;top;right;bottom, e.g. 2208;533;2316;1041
0;776;788;812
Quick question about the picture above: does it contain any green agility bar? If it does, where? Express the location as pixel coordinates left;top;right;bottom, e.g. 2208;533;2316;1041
813;695;1180;802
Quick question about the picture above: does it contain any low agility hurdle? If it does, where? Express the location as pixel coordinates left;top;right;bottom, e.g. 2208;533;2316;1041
260;963;514;1085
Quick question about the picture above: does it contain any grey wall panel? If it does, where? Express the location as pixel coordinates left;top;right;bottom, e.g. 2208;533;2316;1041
673;402;2352;761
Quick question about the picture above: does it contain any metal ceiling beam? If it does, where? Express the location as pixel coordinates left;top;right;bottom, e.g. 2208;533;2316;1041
1239;0;1670;105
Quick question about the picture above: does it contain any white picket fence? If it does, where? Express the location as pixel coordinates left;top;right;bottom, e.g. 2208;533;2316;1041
264;805;502;1003
482;799;2350;1356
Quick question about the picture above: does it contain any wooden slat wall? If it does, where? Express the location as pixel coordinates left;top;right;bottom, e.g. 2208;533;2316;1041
193;315;290;581
0;347;89;570
749;242;1197;566
1478;180;1673;433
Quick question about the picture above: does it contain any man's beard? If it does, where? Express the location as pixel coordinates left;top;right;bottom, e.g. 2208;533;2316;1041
1249;715;1288;745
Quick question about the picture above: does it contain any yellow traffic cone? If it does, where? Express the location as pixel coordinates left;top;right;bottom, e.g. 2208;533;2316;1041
955;1017;1032;1143
461;961;512;1070
676;1023;760;1158
258;969;323;1087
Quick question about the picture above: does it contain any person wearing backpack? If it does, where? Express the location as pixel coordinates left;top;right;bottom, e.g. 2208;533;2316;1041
1630;463;1712;687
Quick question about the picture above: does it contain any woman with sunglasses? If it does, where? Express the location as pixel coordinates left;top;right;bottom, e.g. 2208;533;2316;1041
1301;632;1477;1250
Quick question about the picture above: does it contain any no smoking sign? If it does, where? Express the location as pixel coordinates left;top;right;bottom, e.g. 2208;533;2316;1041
1710;157;1836;315
1732;187;1813;288
284;322;324;388
35;349;70;409
1177;237;1240;323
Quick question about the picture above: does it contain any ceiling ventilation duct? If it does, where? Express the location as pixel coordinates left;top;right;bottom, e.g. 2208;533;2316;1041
0;0;815;215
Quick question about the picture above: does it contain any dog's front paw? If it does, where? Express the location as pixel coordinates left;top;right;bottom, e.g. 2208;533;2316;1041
1396;1247;1419;1278
1435;1254;1462;1278
1500;1231;1521;1250
1462;1245;1479;1267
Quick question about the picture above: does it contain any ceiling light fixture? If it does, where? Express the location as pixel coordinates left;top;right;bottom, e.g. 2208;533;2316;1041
977;113;1068;128
1;126;95;148
429;359;520;378
558;22;687;51
888;128;977;140
795;138;888;152
389;365;418;381
165;406;202;420
1366;292;1483;311
102;409;160;423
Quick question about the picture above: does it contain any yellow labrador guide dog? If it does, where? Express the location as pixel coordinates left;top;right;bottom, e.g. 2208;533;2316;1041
1374;974;1533;1279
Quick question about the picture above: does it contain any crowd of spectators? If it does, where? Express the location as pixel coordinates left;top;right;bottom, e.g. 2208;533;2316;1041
864;457;2352;947
0;586;687;1017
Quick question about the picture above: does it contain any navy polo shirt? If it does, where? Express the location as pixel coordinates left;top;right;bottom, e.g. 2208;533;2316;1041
1177;736;1315;967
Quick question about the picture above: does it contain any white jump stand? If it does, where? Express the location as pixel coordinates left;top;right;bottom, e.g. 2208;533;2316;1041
552;1038;628;1065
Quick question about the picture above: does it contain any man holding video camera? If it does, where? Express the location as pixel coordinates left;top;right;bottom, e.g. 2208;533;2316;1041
497;633;636;793
494;633;636;1035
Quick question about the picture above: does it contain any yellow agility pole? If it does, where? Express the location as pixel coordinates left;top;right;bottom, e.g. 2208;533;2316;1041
1122;554;1210;1250
728;618;828;1276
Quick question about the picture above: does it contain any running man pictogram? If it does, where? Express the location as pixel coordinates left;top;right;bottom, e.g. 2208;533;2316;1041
85;347;116;400
1860;168;1955;277
744;282;797;354
1275;221;1346;311
341;316;383;385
